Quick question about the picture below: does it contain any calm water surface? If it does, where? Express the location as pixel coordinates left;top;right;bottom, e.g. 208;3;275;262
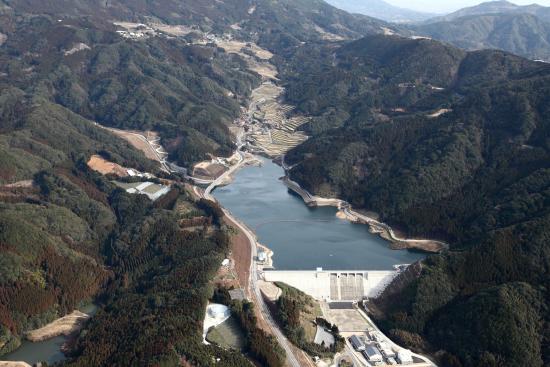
214;157;424;270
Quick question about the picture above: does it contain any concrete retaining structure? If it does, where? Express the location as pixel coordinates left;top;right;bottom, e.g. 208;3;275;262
263;269;399;302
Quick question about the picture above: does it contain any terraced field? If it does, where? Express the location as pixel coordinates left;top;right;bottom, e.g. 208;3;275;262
247;82;310;156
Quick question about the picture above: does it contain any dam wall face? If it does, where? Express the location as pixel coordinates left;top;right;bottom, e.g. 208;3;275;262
263;269;398;302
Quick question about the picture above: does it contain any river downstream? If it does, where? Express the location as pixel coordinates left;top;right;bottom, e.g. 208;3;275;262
2;304;98;365
214;157;424;270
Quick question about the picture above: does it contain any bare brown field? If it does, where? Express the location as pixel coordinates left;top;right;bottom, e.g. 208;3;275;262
193;161;227;179
216;40;273;60
87;155;129;176
249;62;279;80
148;23;195;36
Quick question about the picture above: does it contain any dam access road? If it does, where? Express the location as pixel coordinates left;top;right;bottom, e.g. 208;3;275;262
197;137;303;367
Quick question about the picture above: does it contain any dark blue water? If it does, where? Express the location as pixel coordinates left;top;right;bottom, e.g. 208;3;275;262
214;157;424;270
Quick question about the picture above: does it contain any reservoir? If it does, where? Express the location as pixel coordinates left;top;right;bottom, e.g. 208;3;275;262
214;157;424;270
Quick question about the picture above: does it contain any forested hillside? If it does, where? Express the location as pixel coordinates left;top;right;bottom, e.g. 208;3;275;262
0;0;391;363
407;1;550;61
1;0;550;366
284;35;550;366
0;88;153;353
1;0;392;50
0;85;261;365
0;0;394;163
0;15;261;166
411;13;550;61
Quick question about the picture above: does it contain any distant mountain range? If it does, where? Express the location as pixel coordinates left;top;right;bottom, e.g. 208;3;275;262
324;0;436;23
409;1;550;61
425;0;550;23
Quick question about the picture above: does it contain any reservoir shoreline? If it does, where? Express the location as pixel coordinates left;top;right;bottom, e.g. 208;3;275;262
213;157;425;271
280;174;448;254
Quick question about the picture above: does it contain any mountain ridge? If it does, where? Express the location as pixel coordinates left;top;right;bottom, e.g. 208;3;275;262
410;1;550;61
324;0;436;23
424;0;550;23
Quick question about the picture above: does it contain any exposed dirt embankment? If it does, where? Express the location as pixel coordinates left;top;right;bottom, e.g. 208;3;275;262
26;311;90;342
87;155;129;177
368;222;447;254
0;362;32;367
284;175;447;254
258;280;282;302
389;239;445;253
222;215;251;293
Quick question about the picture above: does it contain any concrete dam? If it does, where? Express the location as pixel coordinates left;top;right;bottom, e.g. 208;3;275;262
263;269;399;302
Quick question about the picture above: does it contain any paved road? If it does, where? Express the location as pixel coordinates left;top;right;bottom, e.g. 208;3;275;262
200;202;302;367
199;133;303;367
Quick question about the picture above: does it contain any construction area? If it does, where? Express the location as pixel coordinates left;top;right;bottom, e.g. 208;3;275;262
87;155;156;179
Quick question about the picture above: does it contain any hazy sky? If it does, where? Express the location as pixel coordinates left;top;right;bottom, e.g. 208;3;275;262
386;0;550;13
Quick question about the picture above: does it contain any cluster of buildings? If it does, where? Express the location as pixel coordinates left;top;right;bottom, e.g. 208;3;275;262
115;24;157;40
126;168;154;178
350;331;414;366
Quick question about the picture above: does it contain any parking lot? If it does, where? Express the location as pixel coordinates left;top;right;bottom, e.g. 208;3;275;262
326;308;369;333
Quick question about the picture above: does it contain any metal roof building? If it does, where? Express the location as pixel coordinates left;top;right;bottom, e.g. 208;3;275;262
349;335;365;351
363;345;383;362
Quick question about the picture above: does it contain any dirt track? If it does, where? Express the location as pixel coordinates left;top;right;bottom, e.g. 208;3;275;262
108;129;160;162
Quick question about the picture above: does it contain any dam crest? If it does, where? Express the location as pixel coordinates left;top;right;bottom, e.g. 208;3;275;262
263;268;399;302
